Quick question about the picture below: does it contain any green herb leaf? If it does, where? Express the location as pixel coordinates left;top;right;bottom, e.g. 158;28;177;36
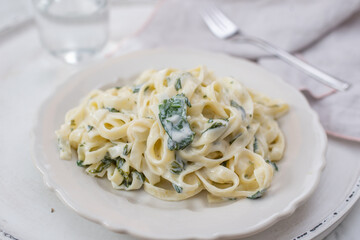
170;154;187;174
134;170;145;182
230;100;246;120
89;153;125;174
87;125;94;132
76;160;88;167
144;86;150;92
87;152;145;187
227;197;237;201
115;157;126;169
203;120;228;134
175;78;182;91
132;85;142;93
159;94;195;150
105;107;120;113
121;169;145;187
266;160;278;171
115;86;122;90
172;183;183;193
123;144;131;156
89;162;110;173
70;119;76;126
118;168;131;187
253;137;258;153
247;189;266;199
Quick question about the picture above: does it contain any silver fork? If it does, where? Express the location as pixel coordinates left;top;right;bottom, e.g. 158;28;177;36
201;5;350;91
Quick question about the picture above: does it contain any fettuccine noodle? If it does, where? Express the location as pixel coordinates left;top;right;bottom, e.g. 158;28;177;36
56;66;289;202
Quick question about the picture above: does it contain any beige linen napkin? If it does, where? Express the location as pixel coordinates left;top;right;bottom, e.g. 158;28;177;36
259;13;360;141
135;0;360;58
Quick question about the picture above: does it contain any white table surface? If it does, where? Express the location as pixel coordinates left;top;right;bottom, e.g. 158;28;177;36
0;2;359;240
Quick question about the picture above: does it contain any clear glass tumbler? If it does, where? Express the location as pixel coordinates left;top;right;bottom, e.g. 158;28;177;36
32;0;109;64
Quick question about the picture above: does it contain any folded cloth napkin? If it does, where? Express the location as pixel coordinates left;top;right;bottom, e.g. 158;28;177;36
259;13;360;141
134;0;360;58
116;0;360;141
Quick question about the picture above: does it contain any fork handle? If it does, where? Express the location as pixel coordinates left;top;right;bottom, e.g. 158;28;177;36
235;36;350;91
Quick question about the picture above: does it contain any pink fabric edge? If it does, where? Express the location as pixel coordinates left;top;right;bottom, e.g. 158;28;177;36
105;0;166;58
299;87;337;99
326;130;360;142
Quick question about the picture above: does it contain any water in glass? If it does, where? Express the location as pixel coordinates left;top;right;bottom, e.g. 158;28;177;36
33;0;108;64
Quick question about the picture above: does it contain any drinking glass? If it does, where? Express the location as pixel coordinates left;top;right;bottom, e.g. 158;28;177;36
32;0;109;64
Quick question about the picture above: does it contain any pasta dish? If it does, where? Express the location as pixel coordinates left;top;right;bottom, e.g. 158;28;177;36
56;66;288;202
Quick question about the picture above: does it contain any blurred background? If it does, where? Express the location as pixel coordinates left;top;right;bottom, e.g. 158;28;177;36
0;1;359;240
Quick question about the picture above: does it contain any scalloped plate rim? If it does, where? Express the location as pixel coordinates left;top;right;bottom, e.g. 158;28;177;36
31;47;327;240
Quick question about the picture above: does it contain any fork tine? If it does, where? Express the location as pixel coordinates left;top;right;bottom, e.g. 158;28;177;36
201;4;239;39
210;6;238;30
204;6;227;29
201;8;225;35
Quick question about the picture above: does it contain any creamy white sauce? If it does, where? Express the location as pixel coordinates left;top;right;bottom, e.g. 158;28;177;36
170;126;193;143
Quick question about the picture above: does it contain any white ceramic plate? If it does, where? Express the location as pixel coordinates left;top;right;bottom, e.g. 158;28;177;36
32;48;327;240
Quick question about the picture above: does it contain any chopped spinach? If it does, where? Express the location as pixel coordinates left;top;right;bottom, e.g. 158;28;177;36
202;120;228;134
118;169;131;187
123;144;131;156
229;132;242;145
87;125;94;132
115;157;126;169
230;100;246;120
266;160;279;171
105;107;120;113
118;168;145;188
132;85;142;93
170;154;187;174
247;189;266;199
84;151;144;189
253;137;258;153
89;156;112;173
227;197;237;201
134;171;146;182
158;94;195;150
90;152;144;187
76;160;89;167
89;153;124;174
175;78;182;91
172;183;183;193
